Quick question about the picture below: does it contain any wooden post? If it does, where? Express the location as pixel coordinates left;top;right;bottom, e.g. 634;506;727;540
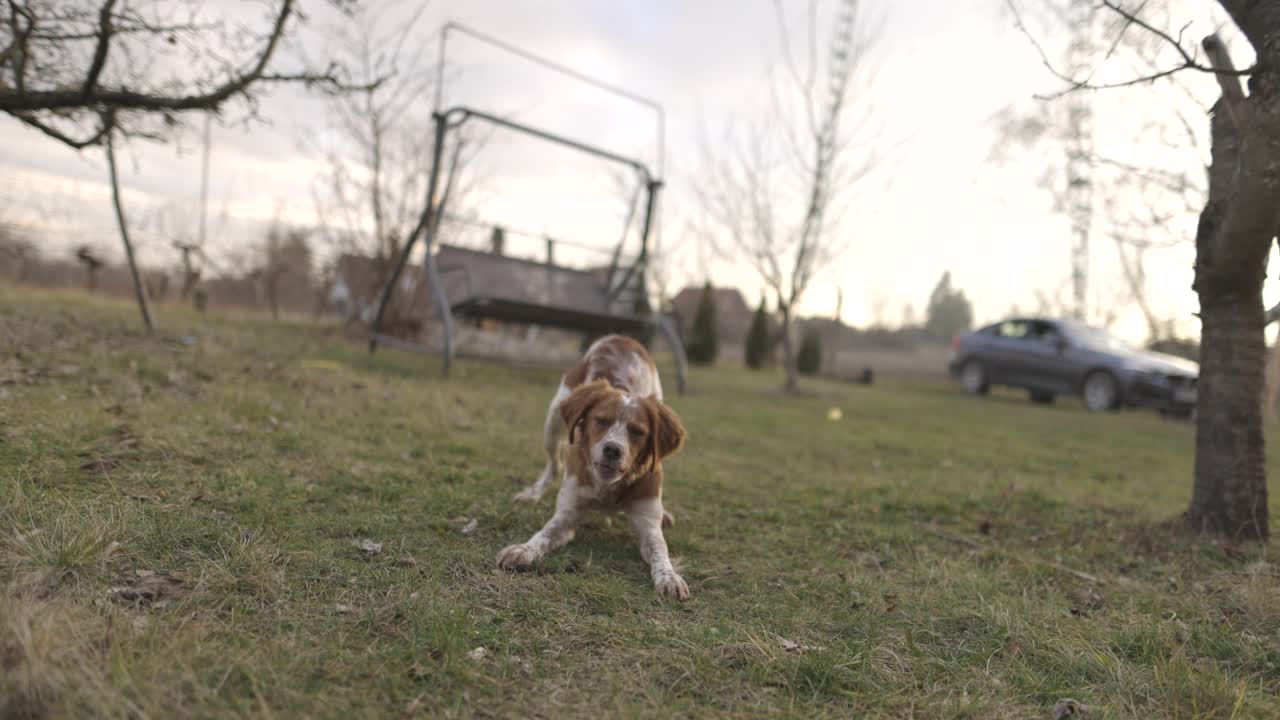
490;225;506;255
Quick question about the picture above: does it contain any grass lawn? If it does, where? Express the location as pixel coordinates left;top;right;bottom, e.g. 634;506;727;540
3;287;1280;719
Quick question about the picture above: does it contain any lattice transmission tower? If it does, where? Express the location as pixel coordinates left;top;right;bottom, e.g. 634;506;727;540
1065;0;1095;320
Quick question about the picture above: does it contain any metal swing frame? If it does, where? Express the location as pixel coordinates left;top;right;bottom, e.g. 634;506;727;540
367;22;687;393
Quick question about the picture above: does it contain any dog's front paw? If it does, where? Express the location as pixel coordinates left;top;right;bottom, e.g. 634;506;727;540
496;543;541;571
653;571;689;600
512;487;542;504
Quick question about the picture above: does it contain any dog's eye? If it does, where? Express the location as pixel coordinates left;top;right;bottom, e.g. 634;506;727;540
594;417;611;428
627;425;647;438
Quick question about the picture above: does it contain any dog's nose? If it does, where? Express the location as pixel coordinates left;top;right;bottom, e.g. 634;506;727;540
602;442;623;463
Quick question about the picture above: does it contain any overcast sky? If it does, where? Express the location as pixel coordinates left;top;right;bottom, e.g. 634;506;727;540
3;0;1274;339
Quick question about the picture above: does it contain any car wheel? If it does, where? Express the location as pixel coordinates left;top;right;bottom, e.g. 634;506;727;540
960;360;989;396
1030;390;1055;405
1082;371;1119;412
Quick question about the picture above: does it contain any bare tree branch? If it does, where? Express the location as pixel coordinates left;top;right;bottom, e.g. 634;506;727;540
1;0;373;150
12;109;111;147
81;0;117;100
1006;0;1255;100
1202;33;1248;128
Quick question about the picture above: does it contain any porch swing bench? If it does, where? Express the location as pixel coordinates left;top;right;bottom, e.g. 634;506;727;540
433;244;653;336
366;22;688;393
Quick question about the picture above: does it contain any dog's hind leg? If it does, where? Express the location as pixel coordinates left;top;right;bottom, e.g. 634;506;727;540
514;383;569;503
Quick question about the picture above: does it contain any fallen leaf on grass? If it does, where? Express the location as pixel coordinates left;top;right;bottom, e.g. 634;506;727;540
111;570;186;606
334;603;354;614
778;637;825;654
78;425;140;473
1067;586;1105;617
124;492;160;503
467;647;489;661
1215;540;1247;560
354;539;383;555
1053;698;1088;718
459;518;478;535
407;650;444;679
80;456;123;473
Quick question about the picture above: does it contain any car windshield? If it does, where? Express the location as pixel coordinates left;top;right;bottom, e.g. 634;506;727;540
1061;321;1135;353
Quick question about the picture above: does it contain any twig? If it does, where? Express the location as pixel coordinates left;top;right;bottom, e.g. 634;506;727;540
918;522;1105;585
920;523;982;549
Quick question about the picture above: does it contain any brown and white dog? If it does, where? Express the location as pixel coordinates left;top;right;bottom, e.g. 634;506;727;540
498;335;690;599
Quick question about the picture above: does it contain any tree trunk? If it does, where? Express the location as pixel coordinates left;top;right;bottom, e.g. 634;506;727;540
781;305;798;392
1185;76;1276;540
106;130;154;332
1188;293;1269;539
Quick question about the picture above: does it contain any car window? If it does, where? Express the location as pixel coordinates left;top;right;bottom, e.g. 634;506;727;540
996;321;1030;340
1028;321;1061;343
1060;320;1135;353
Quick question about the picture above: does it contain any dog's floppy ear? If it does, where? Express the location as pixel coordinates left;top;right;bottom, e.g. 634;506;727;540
559;379;611;445
645;397;686;461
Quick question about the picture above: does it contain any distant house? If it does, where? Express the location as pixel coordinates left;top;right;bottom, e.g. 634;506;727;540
329;254;431;332
670;285;752;344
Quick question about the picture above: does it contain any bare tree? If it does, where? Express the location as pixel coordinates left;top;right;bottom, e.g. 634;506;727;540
2;0;363;329
996;0;1212;342
144;202;202;300
1019;0;1275;540
252;221;313;320
311;0;432;263
696;0;883;391
0;218;34;283
311;0;483;322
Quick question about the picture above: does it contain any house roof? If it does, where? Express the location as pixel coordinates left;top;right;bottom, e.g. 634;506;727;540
671;286;751;316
